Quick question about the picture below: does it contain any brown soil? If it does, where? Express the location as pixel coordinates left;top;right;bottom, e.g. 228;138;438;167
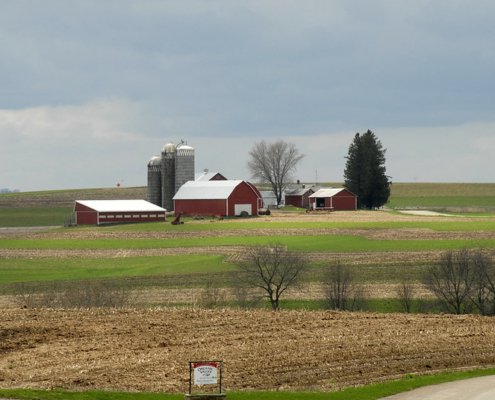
0;247;449;268
1;307;495;393
4;227;495;241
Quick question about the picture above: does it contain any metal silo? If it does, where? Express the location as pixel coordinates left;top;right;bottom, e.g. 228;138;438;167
175;142;195;193
146;155;162;207
161;142;176;212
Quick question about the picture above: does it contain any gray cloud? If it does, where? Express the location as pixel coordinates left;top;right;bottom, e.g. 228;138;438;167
1;1;494;191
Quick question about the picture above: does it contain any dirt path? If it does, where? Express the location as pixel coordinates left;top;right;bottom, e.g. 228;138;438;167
0;226;60;235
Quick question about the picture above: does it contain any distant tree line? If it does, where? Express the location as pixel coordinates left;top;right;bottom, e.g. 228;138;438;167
321;247;495;315
0;188;20;193
423;247;495;315
231;245;495;314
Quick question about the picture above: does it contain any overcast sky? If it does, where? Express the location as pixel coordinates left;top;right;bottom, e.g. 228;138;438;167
1;1;495;192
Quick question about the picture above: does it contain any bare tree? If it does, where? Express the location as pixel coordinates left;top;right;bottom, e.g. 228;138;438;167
247;140;305;207
230;284;263;310
196;281;227;309
323;261;352;310
396;280;416;313
322;262;365;311
236;243;308;310
423;248;474;314
469;248;495;315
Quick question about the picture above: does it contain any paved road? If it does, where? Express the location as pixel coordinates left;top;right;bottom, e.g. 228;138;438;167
379;375;495;399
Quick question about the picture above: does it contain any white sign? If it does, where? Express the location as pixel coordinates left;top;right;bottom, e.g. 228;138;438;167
194;362;218;385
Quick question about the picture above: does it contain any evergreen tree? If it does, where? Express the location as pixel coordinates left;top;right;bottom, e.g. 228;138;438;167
344;130;391;209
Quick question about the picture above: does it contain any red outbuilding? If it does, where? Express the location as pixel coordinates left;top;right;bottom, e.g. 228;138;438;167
74;200;166;225
309;188;357;211
173;180;263;216
285;187;315;208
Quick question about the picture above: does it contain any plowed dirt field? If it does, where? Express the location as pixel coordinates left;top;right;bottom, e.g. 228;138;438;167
1;307;495;393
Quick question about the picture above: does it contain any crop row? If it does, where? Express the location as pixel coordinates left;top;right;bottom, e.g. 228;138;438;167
1;235;494;251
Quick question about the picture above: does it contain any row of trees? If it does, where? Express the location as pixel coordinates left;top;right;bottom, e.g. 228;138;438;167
424;248;495;315
234;244;495;314
247;129;391;209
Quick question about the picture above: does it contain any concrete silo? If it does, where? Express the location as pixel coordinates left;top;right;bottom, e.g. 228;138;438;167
175;142;195;193
161;142;176;212
146;155;162;207
146;140;195;213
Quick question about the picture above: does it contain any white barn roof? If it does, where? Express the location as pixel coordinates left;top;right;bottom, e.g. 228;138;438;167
286;188;313;196
75;200;166;212
259;190;277;198
195;172;221;181
309;188;346;198
174;180;243;200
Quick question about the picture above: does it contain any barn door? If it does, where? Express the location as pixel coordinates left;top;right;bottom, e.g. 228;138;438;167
234;204;252;216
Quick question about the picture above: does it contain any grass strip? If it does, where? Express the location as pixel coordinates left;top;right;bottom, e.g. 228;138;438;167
0;255;232;284
0;389;182;400
1;368;494;400
0;257;427;286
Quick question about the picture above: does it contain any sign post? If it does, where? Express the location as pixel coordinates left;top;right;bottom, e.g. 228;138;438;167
186;360;225;399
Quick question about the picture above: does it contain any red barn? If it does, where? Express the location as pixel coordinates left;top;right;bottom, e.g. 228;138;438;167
173;180;263;216
309;188;357;211
285;188;314;208
74;200;166;225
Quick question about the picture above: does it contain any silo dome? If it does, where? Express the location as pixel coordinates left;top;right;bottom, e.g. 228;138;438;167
162;142;176;153
147;155;161;167
176;144;194;157
176;144;194;151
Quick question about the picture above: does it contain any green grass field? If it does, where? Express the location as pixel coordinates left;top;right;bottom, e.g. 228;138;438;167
1;235;494;252
0;255;232;284
0;256;426;287
387;183;495;209
390;182;495;197
0;207;73;227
